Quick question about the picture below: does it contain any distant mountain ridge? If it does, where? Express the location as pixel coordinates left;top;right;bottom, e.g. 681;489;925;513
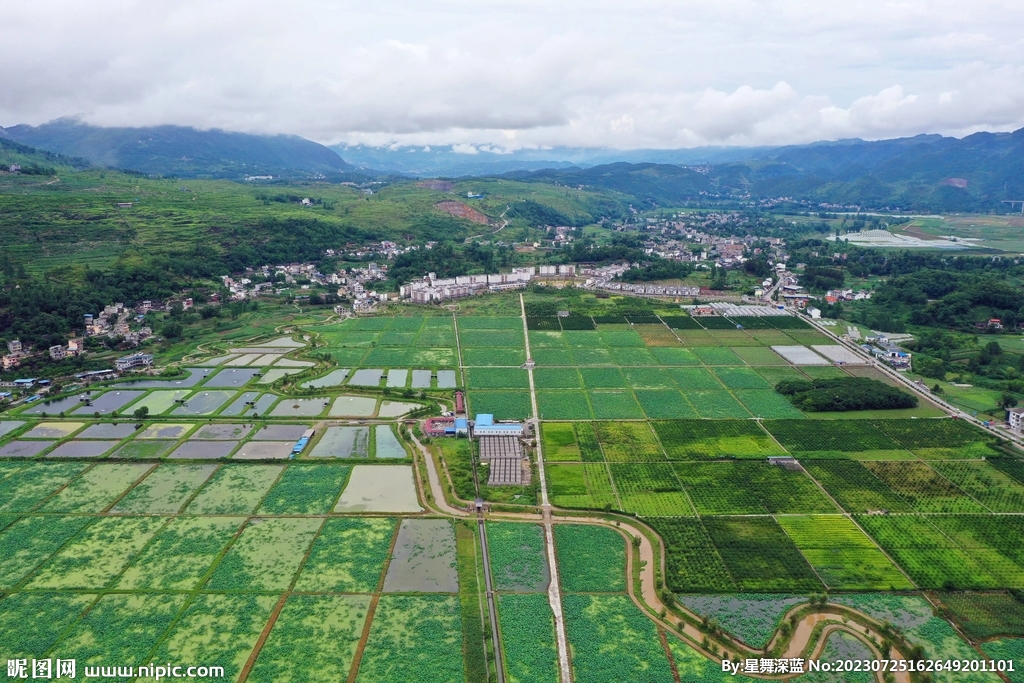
0;119;353;178
502;129;1024;212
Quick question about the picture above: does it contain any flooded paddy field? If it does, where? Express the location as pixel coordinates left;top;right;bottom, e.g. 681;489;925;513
257;368;303;384
21;395;88;415
251;424;310;441
0;440;55;457
301;370;350;389
76;423;141;440
334;465;422;513
168;441;238;459
71;390;146;415
111;439;177;459
329;396;376;418
309;427;369;458
47;441;120;458
350;369;383;386
233;441;294;459
270;397;329;418
120;368;214;388
0;421;25;439
375;426;407;458
383;519;458;593
376;401;421;418
23;422;84;438
192;423;253;440
203;368;261;388
171;391;236;415
219;392;261;416
128;390;192;416
138;423;193;439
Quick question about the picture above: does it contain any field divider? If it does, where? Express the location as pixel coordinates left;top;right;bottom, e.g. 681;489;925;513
237;515;327;683
345;516;399;681
236;593;290;683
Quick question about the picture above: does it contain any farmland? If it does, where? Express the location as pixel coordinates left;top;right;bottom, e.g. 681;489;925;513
2;293;1024;676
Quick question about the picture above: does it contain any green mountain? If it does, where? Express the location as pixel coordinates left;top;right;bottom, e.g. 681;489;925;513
506;128;1024;212
0;119;353;179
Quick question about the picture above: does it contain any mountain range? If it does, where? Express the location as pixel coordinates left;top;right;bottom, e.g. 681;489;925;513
0;119;353;179
3;118;1024;212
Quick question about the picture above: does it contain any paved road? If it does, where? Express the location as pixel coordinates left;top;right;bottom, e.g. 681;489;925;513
520;293;573;683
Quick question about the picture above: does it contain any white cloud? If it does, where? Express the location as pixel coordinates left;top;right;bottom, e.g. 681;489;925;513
2;0;1024;148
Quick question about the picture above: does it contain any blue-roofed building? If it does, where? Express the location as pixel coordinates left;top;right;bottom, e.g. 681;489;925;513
472;413;523;437
455;418;469;436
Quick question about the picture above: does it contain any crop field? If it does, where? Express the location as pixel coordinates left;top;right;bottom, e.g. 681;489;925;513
674;462;837;515
937;591;1024;640
537;390;592;419
541;422;581;461
111;464;217;513
257;464;351;514
547;463;616;509
802;460;915;512
118;517;243;590
250;594;369;683
554;524;625;593
562;594;674;683
356;595;465;683
498;593;559;683
466;390;532;420
295;517;396;592
775;515;913;590
652;419;783;459
763;419;904;453
702;517;823;592
856;515;1024;589
487;522;549;592
593;421;664;461
862;461;989;513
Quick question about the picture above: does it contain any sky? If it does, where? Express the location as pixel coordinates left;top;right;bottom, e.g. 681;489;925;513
3;0;1024;150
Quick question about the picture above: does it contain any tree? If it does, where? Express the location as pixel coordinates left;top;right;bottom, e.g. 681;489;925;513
133;406;150;420
998;393;1018;410
162;321;183;339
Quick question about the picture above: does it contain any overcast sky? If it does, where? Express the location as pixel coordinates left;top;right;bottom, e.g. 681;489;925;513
3;0;1024;150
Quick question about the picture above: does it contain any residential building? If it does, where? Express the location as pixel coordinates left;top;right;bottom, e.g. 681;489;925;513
6;340;22;355
115;352;154;371
49;345;66;361
1;355;19;371
1008;407;1024;431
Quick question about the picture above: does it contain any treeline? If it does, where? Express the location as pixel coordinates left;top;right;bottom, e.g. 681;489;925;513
618;261;693;282
386;242;515;286
776;377;918;412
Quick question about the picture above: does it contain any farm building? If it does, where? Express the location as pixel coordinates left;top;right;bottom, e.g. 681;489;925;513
471;414;523;438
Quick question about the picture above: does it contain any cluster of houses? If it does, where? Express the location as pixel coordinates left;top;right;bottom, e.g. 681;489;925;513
825;289;873;303
398;265;586;304
84;303;153;345
859;334;912;370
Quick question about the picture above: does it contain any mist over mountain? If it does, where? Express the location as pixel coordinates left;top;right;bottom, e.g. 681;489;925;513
0;119;353;179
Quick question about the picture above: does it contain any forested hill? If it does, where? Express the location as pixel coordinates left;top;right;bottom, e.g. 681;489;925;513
504;163;712;206
504;128;1024;213
0;119;354;179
